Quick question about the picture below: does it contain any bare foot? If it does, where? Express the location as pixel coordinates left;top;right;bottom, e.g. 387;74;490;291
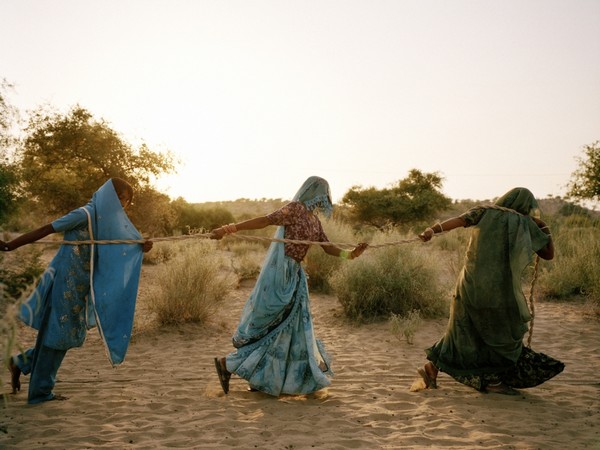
485;383;520;396
417;362;438;389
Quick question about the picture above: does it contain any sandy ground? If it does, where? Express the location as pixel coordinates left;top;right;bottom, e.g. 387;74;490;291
1;263;599;450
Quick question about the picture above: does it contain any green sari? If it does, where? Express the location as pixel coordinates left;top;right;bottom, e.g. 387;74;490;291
426;188;564;390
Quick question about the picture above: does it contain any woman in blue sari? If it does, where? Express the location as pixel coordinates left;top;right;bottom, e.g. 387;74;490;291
2;178;152;404
211;176;367;396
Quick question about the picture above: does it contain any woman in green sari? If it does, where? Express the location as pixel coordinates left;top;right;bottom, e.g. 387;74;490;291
417;187;564;395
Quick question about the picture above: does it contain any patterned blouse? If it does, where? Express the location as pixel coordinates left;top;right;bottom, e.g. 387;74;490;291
267;201;329;262
460;206;488;227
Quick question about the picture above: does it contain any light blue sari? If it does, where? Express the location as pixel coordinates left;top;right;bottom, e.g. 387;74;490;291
225;176;334;396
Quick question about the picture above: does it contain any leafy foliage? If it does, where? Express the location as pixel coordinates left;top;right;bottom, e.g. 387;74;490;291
0;246;44;301
171;197;235;234
127;186;178;237
0;165;19;225
567;141;600;203
19;105;176;214
0;79;21;224
341;169;451;229
330;240;447;322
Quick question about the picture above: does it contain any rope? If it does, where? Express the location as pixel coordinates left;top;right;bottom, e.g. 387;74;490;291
26;203;545;343
27;204;521;248
527;255;540;347
31;231;424;249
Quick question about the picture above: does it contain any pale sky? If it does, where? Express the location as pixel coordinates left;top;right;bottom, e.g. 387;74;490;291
1;0;599;203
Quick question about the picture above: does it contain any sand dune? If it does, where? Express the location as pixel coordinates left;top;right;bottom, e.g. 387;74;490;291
2;266;599;449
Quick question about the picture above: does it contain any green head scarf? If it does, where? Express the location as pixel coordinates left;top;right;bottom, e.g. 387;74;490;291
494;187;541;218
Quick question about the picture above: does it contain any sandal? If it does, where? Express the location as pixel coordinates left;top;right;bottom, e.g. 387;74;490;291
214;357;231;394
8;358;21;394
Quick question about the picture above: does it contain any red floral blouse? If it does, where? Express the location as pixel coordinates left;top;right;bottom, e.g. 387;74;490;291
267;201;329;262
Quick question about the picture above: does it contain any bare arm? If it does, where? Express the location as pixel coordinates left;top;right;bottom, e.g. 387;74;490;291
0;224;56;251
532;218;554;260
419;217;467;242
210;216;272;240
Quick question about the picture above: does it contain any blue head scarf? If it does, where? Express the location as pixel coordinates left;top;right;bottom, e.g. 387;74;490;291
295;176;333;219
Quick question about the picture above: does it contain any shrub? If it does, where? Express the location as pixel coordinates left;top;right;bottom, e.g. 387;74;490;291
147;241;237;325
331;233;447;322
538;226;600;301
305;219;367;294
227;241;265;281
0;288;28;402
143;240;178;265
389;309;423;344
0;246;44;301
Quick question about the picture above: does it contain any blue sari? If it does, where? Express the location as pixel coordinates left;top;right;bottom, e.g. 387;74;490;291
19;179;144;366
225;176;334;396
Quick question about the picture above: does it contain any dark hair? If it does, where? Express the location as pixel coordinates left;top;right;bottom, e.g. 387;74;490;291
111;177;134;201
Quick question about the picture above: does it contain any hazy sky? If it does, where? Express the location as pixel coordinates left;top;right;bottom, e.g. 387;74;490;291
2;1;599;203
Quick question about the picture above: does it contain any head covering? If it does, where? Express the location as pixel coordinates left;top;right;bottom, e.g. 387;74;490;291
495;187;541;218
294;176;333;218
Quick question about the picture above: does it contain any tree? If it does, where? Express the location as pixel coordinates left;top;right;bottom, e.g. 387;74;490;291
127;187;178;236
18;105;176;214
341;169;451;228
171;197;234;233
0;79;21;224
567;141;600;203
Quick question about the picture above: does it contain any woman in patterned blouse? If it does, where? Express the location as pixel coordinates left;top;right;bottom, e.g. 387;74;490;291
211;176;368;396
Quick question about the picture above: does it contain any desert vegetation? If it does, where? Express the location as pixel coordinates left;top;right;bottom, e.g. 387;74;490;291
1;80;599;396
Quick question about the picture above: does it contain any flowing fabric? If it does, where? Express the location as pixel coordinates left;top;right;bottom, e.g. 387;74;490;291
426;187;564;390
19;179;144;366
226;176;334;396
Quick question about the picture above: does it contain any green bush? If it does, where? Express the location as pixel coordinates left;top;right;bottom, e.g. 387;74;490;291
0;246;44;301
538;226;600;301
305;219;367;294
147;241;237;325
331;234;447;322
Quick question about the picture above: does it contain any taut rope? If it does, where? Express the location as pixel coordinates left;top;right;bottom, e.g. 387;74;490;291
31;232;422;250
27;203;546;344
